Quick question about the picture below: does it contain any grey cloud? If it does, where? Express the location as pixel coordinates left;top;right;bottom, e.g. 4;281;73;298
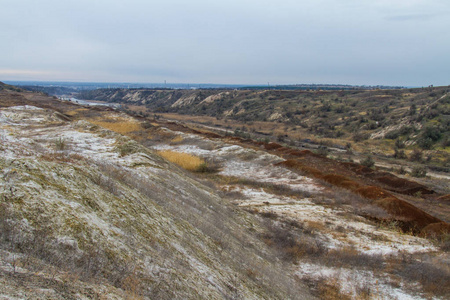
385;13;439;21
0;0;449;86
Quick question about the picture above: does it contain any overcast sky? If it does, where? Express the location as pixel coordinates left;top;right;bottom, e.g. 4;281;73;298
1;0;449;86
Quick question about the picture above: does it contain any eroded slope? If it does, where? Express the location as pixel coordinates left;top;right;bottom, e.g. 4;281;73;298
0;105;314;299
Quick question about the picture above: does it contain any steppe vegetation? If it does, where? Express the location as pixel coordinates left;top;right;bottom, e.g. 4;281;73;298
157;150;207;172
1;82;450;299
79;86;450;177
0;84;315;299
142;124;450;299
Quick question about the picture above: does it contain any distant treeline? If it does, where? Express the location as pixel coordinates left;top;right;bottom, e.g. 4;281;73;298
17;85;79;96
240;84;404;90
6;81;405;95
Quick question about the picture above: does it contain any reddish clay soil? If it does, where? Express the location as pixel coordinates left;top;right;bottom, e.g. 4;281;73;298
267;148;447;233
273;158;443;232
421;222;450;238
375;198;441;232
355;186;393;200
277;150;434;196
437;194;450;202
263;142;284;151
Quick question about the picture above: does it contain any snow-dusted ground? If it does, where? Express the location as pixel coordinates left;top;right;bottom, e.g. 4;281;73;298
150;131;436;254
296;263;426;300
1;105;316;299
152;138;321;194
150;130;443;300
1;106;445;299
0;106;116;159
226;186;435;256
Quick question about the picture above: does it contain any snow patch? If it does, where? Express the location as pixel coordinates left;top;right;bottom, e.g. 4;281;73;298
296;263;426;300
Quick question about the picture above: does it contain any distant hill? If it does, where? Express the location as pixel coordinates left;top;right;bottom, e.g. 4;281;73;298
17;85;80;96
77;86;450;153
0;81;24;92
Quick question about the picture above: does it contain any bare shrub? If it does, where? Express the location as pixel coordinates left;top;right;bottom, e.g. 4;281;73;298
54;137;66;151
325;187;389;219
260;211;278;220
217;176;312;199
121;267;143;298
0;196;138;292
115;141;139;157
323;246;384;270
95;161;128;183
438;234;450;251
261;221;327;262
196;158;222;173
316;277;351;300
352;132;369;142
409;149;423;162
395;259;450;297
315;146;329;157
221;190;248;200
360;155;375;168
396;166;407;175
0;203;18;248
411;166;427;177
96;174;121;196
394;148;407;159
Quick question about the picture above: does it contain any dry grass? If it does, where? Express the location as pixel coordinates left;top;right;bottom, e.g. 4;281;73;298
90;117;142;134
215;175;312;198
170;135;184;144
305;221;327;232
65;108;90;116
157;150;206;172
317;278;352;300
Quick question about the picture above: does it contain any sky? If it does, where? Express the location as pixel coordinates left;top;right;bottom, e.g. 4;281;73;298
1;0;449;86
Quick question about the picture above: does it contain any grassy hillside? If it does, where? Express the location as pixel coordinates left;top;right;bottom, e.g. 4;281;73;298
78;86;450;172
0;90;315;299
0;81;24;92
2;86;449;299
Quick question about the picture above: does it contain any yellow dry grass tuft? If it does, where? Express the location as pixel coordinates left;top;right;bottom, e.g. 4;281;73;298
65;108;89;116
91;119;142;134
170;135;184;144
157;150;206;172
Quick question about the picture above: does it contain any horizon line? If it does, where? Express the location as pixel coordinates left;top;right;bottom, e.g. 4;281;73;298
3;80;411;88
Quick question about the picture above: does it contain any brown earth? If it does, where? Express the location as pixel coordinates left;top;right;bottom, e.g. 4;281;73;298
437;194;450;202
356;186;393;200
374;198;441;232
321;174;363;191
263;142;284;150
421;222;450;238
279;150;434;196
273;153;446;234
